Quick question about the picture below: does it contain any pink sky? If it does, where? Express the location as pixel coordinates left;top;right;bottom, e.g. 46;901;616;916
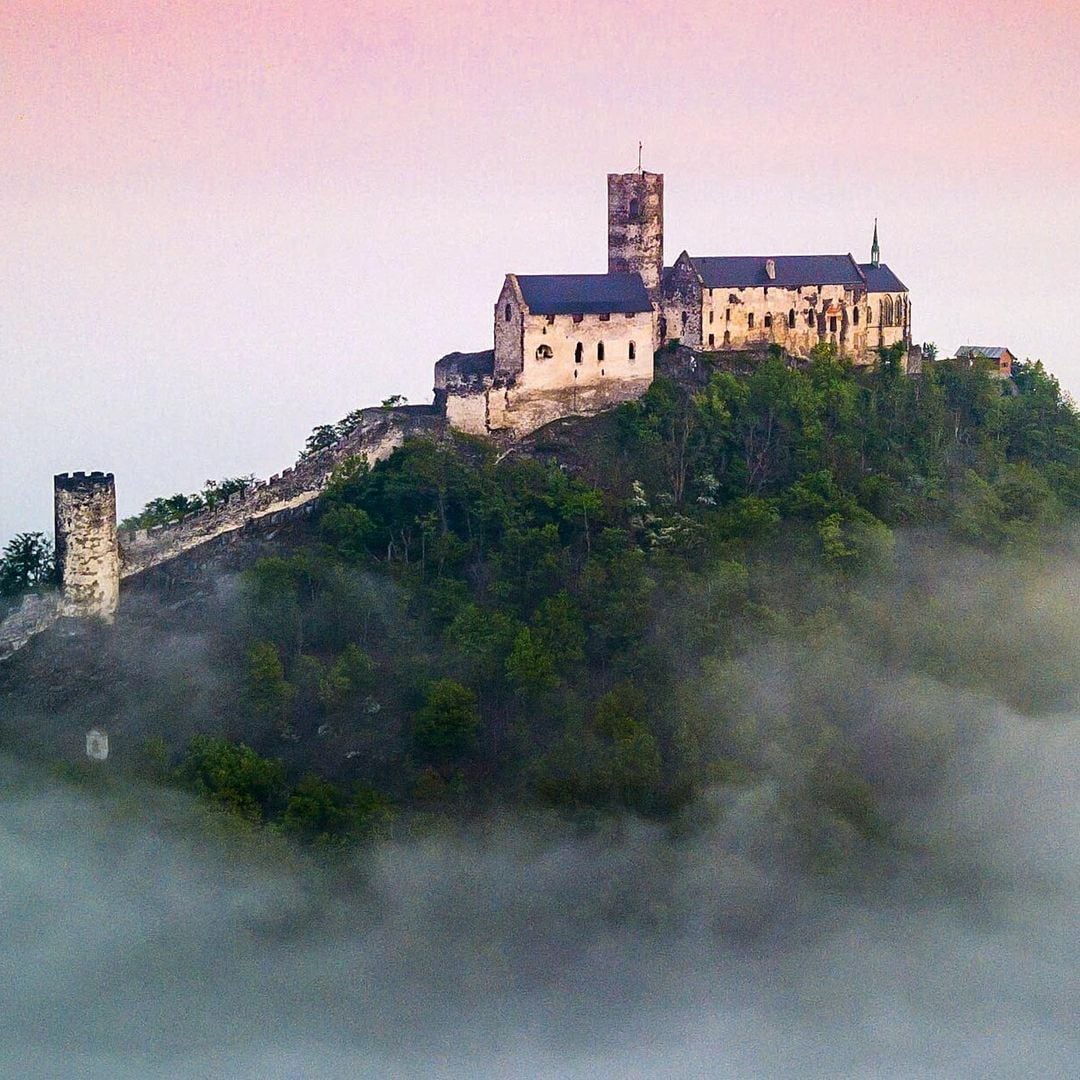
3;0;1079;538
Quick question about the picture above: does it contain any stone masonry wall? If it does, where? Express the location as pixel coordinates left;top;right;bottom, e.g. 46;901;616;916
54;471;120;620
0;591;61;662
119;406;444;578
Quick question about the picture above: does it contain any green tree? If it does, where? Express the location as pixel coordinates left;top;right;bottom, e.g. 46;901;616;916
413;679;480;764
247;641;296;727
0;532;55;597
178;736;286;822
283;774;352;842
505;626;559;697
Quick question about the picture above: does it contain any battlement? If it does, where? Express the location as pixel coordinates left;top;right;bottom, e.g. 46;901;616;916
117;405;445;578
54;471;115;491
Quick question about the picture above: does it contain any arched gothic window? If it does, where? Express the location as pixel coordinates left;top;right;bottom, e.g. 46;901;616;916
853;306;859;325
788;309;796;328
575;342;584;364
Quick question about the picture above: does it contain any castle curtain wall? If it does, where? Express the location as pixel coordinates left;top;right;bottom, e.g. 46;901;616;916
698;284;871;360
476;309;654;436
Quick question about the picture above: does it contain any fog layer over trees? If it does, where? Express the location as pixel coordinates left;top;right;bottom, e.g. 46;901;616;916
2;538;1077;1077
1;352;1077;1076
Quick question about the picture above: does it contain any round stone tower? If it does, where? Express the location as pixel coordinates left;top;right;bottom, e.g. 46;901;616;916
54;471;120;622
607;169;664;295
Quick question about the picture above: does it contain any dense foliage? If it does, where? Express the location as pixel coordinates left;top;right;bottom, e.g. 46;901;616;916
119;475;255;531
165;347;1078;844
0;532;55;600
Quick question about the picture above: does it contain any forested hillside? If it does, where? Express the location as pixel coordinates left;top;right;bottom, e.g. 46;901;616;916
3;345;1078;852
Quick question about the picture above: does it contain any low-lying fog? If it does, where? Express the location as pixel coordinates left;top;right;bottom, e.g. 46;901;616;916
1;539;1077;1078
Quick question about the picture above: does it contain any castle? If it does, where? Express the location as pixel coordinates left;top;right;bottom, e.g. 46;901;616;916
435;167;912;437
0;165;914;644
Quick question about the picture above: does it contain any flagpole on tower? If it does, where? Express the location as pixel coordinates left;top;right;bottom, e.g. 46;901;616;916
638;141;643;173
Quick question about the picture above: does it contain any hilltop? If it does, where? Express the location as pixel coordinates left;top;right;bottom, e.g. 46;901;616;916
1;347;1078;849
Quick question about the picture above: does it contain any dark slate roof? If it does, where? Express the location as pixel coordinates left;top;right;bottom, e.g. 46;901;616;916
687;254;865;290
956;346;1011;360
515;273;652;315
858;263;908;292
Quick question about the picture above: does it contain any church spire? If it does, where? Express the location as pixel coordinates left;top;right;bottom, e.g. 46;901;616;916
871;218;880;268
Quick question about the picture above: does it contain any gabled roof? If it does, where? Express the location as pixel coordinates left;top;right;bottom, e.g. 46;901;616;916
686;254;865;290
956;346;1012;360
859;263;908;293
514;273;653;315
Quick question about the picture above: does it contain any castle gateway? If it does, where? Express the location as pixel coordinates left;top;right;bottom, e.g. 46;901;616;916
436;169;911;437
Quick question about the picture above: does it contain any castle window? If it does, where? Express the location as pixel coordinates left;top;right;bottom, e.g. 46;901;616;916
709;309;714;324
829;316;838;333
575;342;584;364
599;313;610;322
867;308;872;324
807;310;815;327
853;306;859;325
504;304;512;322
748;313;754;329
628;197;639;219
535;344;553;360
723;330;731;346
708;333;715;347
726;308;731;322
764;314;772;329
597;342;605;363
788;309;796;328
628;341;636;360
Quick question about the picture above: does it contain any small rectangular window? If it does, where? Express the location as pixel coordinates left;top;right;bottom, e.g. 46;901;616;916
726;309;731;322
764;314;772;329
709;310;714;324
708;333;715;347
748;313;754;329
829;316;838;332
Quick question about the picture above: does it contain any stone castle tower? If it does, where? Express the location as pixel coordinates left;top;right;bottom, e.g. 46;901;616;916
607;169;664;295
54;471;120;621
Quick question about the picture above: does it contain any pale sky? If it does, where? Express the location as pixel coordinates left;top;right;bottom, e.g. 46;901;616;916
3;0;1079;542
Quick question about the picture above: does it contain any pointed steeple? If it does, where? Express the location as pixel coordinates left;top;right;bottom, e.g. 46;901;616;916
871;218;880;268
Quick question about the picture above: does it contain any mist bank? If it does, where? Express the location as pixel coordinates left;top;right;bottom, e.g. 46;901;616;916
2;535;1078;1078
1;695;1075;1078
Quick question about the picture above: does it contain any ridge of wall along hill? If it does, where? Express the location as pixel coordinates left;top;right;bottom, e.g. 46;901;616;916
119;407;443;578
